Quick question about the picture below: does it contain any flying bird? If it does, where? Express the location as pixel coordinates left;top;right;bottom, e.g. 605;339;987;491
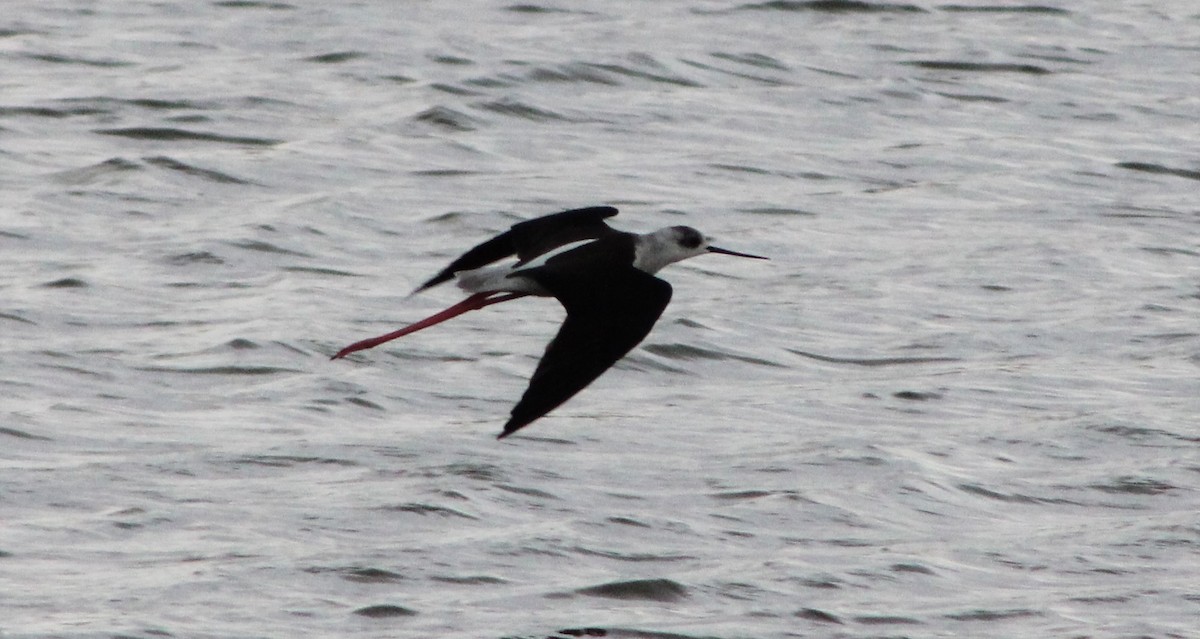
332;206;767;439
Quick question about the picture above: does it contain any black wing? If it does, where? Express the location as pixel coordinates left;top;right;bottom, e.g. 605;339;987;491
498;265;673;439
413;206;620;293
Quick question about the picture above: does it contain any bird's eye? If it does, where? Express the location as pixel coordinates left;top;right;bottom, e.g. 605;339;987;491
678;228;703;249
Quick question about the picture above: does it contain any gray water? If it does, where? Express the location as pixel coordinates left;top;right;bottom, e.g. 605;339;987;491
2;1;1198;637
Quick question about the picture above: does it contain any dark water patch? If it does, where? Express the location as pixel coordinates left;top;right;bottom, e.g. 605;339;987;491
590;63;702;88
789;349;959;366
430;54;473;66
1089;476;1176;495
681;58;786;86
413;106;478;131
227;239;311;256
0;105;107;118
854;614;923;625
442;462;505;481
1141;246;1200;258
506;3;576;13
496;483;558;499
1;28;41;37
342;567;405;583
0;426;53;441
576;578;688;602
136;365;302;375
936;91;1009;103
742;206;819;216
95;127;282;146
796;607;843;623
711;51;789;71
1;311;36;325
940;4;1069;13
214;0;296;8
526;63;621;85
130;98;207;110
742;0;926;12
1090;424;1199;444
353;604;417;618
710;163;772;175
430;574;507;584
958;483;1046;504
304;51;365;64
411;168;479;177
477;98;571;122
1116;162;1200;181
381;74;415;84
225;338;258;350
25;52;131;67
573;546;694;562
145;156;252;184
548;629;607;638
945;608;1039;621
892;562;936;575
52;157;142;184
643;343;783;367
41;277;88;289
430;82;483;96
894;390;942;401
235;454;358;467
166;251;225;265
344;397;384;410
980;284;1012;291
383;503;478;519
905;60;1052;74
608;516;651;528
282;265;360;277
710;489;796;500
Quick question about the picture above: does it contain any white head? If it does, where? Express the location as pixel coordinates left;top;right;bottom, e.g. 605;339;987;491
633;225;768;274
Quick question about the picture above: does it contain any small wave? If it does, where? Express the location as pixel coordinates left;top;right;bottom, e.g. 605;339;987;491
904;60;1052;74
352;604;417;618
643;343;783;367
412;106;478;132
1115;161;1200;181
226;239;311;256
944;608;1040;621
797;608;843;624
477;98;572;122
135;365;302;375
940;4;1069;14
51;157;140;185
165;251;225;266
789;349;959;367
741;0;926;13
24;52;131;67
40;277;88;288
95;127;282;145
0;426;52;441
575;578;688;602
303;51;366;64
0;311;36;325
282;265;360;277
145;156;252;184
214;0;296;8
383;502;478;519
338;567;405;584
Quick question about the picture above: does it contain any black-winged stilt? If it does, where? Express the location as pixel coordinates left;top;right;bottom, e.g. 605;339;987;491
332;206;767;439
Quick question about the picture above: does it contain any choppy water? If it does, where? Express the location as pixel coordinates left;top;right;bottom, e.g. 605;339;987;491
3;1;1199;637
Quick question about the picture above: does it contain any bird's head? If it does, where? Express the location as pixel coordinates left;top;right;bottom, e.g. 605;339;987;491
634;225;768;274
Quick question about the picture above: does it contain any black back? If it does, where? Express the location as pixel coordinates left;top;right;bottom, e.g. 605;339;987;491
414;206;620;293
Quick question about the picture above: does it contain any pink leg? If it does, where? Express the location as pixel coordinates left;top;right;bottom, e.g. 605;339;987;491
331;292;528;360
